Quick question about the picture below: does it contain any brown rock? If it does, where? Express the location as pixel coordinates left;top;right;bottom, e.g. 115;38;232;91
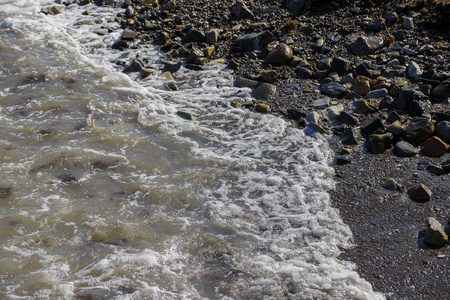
422;136;449;157
264;43;293;66
353;75;371;96
408;184;431;202
256;103;270;113
354;99;378;114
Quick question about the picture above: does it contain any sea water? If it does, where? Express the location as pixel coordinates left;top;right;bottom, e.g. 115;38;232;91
0;1;384;299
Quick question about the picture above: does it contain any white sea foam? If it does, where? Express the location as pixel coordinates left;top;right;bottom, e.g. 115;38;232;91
0;2;385;299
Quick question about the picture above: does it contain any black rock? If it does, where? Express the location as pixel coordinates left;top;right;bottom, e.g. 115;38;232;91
341;128;360;145
336;154;352;165
426;164;447;176
297;67;312;79
338;111;359;126
404;117;435;145
330;57;350;75
123;59;144;73
287;108;306;121
319;82;347;98
394;141;419;157
396;88;431;117
361;117;385;133
182;28;205;43
408;184;431;202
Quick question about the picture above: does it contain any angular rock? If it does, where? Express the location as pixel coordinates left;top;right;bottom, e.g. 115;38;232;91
368;133;393;154
422;136;449;157
177;111;195;121
426;164;447;176
367;88;388;98
382;178;403;192
264;43;293;66
306;98;329;109
121;29;138;41
252;83;276;101
394;141;419;157
396;88;431;117
408;184;431;202
403;17;414;30
305;111;320;124
285;0;305;14
231;1;254;19
123;59;144;73
431;79;450;98
407;61;422;79
353;75;371;96
424;217;448;247
386;121;405;136
319;82;347;98
436;121;450;144
330;57;350;75
338;111;359;126
354;99;378;114
341;128;360;145
325;104;344;121
404;117;435;145
182;28;205;43
235;31;273;51
361;117;384;133
206;29;220;44
350;36;384;56
336;154;352;165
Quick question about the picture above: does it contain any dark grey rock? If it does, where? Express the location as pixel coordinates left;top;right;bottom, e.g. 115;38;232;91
231;1;254;19
177;111;195;121
307;98;329;109
123;59;144;73
338;111;359;126
350;36;384;56
319;82;347;98
182;28;205;43
383;11;398;25
252;83;276;101
394;141;419;157
436;121;450;144
404;117;435;145
426;164;447;176
341;128;360;145
392;29;406;41
361;117;384;133
235;31;273;51
407;61;422;79
368;133;393;154
285;0;305;14
396;88;431;117
317;58;331;70
330;57;350;75
408;184;431;202
367;18;385;32
298;67;312;79
121;29;138;41
423;136;449;157
382;178;403;192
336;154;352;165
287;108;306;121
367;88;388;98
431;79;450;98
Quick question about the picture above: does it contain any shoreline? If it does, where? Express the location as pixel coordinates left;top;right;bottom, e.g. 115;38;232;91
46;0;450;298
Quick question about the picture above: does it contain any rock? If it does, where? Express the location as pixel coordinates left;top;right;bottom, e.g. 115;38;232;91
353;75;371;96
392;29;406;41
186;49;204;63
162;61;182;73
336;154;352;165
231;1;254;19
121;29;138;41
264;43;293;66
305;111;320;124
176;111;195;121
285;0;305;14
407;61;422;79
394;141;419;157
403;17;414;30
382;178;403;192
206;29;220;44
386;121;405;136
252;83;276;101
306;98;329;109
424;217;448;247
361;117;384;133
355;61;372;78
436;121;450;143
408;184;431;202
422;136;449;157
387;111;403;124
286;108;306;121
342;73;354;84
319;82;347;98
235;31;273;51
404;117;435;145
341;128;360;145
325;104;344;121
182;28;205;43
350;36;384;56
354;99;378;114
396;88;431;117
140;68;155;79
230;98;245;108
255;103;270;113
317;58;331;70
0;186;12;199
227;59;240;70
367;88;388;98
368;133;393;154
338;111;359;126
431;79;450;98
330;57;350;75
160;0;176;11
383;11;398;25
367;18;385;32
442;160;450;173
426;164;447;176
261;70;277;83
306;123;327;135
123;59;144;73
297;67;312;79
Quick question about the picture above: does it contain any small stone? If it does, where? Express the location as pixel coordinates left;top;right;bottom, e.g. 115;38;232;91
396;88;430;117
140;68;155;79
264;43;293;66
424;217;448;247
123;59;144;73
350;36;384;56
361;117;384;133
252;83;276;101
426;164;447;176
230;98;245;108
51;5;63;14
305;111;320;124
436;121;450;144
306;98;329;109
306;123;327;135
325;104;344;121
386;121;405;136
431;79;450;98
422;136;449;157
235;31;274;51
255;103;270;113
121;29;138;41
408;184;431;202
285;0;305;14
382;178;403;192
182;28;205;43
297;67;312;79
160;0;176;11
231;0;254;19
341;128;360;145
394;141;419;157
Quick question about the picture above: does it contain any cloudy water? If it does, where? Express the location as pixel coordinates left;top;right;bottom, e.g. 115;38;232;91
0;1;384;299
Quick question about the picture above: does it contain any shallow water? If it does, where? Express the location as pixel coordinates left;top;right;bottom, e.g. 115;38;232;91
0;1;384;299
